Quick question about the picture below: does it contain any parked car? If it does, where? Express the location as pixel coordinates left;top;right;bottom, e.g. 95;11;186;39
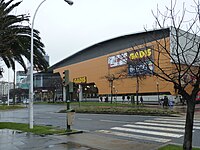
23;99;29;104
5;99;13;104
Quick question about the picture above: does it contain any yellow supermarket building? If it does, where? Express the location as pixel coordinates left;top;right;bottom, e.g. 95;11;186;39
49;27;193;103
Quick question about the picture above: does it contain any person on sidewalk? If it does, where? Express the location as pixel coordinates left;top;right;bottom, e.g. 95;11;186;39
163;96;169;108
122;95;125;103
140;96;143;105
168;97;174;109
127;95;130;103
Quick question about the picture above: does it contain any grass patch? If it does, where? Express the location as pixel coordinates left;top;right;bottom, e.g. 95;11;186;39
0;122;67;135
59;102;179;116
32;102;179;116
158;144;200;150
71;102;131;107
0;105;24;110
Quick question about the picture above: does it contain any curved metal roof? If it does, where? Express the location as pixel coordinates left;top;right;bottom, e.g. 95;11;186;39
48;28;170;71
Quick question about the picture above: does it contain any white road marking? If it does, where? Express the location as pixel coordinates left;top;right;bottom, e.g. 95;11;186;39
155;118;200;123
145;120;186;124
123;124;185;133
135;122;200;130
145;120;200;126
77;118;92;121
111;127;183;138
100;119;131;124
97;130;171;143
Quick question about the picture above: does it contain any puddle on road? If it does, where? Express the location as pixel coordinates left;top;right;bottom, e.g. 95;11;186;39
0;129;23;135
0;129;100;150
51;141;100;150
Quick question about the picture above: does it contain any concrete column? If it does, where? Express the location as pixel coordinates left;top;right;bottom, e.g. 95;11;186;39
40;75;43;87
79;84;82;102
63;86;66;102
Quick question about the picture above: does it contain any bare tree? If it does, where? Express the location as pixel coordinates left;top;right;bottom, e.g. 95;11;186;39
107;48;148;105
126;47;151;105
145;1;200;149
106;52;128;103
104;74;121;103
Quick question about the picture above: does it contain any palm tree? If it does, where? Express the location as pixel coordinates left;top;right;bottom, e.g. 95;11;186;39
0;0;48;74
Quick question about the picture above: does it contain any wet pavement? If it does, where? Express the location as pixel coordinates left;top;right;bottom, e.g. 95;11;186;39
0;129;98;150
0;104;200;150
0;129;159;150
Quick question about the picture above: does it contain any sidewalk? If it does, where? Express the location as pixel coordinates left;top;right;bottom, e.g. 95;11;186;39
1;104;200;150
0;129;160;150
173;104;200;119
144;103;200;119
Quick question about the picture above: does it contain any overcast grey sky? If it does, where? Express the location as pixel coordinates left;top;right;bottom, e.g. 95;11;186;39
0;0;195;81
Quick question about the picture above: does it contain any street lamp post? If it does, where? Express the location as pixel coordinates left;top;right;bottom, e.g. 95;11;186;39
7;68;10;106
156;81;160;103
29;0;73;129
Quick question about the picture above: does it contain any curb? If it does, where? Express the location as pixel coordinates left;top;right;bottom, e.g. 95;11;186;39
61;130;84;135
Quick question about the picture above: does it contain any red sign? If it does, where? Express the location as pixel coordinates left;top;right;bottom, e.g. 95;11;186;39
196;91;200;101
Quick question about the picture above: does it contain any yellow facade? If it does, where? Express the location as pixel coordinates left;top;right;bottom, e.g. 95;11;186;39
54;38;176;96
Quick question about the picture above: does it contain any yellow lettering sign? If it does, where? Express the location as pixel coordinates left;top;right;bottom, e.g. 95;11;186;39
129;48;152;61
73;76;87;84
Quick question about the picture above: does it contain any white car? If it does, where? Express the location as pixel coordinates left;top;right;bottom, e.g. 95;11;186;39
23;99;29;104
5;99;13;104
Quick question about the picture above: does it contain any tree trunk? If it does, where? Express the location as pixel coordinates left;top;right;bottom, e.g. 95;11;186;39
53;90;55;103
110;81;113;104
183;99;195;150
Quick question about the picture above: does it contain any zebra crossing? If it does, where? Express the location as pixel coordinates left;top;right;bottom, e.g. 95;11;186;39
96;117;200;143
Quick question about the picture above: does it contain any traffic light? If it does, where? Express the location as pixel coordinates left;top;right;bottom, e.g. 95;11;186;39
69;82;74;92
63;70;69;86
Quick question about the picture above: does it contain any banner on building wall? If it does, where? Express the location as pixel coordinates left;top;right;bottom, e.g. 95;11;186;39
128;47;154;76
16;71;26;84
108;52;127;68
19;83;29;89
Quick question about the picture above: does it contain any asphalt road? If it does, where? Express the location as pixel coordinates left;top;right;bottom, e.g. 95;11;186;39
0;104;200;148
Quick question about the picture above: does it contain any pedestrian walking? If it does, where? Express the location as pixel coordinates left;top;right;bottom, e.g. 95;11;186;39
168;97;174;109
163;96;169;108
99;96;103;102
131;95;135;104
140;96;143;105
105;96;108;102
127;95;130;103
122;95;125;103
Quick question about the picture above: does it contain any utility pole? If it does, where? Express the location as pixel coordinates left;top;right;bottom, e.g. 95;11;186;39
7;68;10;106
